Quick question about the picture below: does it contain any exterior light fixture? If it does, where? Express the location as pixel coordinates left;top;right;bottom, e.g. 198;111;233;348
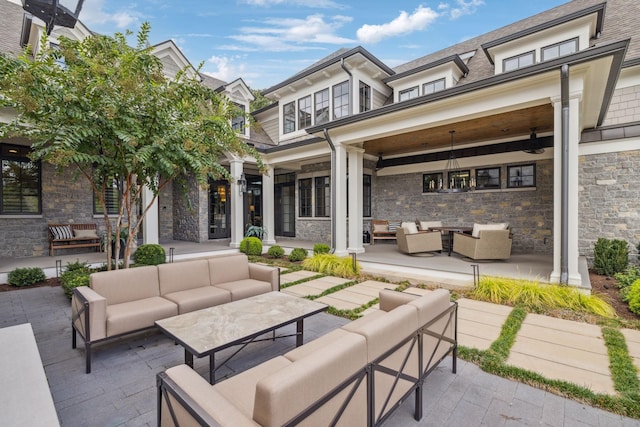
375;153;384;171
22;0;85;35
438;130;471;193
237;173;247;194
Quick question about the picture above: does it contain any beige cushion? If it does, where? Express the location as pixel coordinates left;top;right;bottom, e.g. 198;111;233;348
158;259;211;295
284;328;352;362
163;365;259;427
90;266;160;305
253;333;367;427
209;254;250;285
214;279;272;301
372;223;388;233
163;286;231;314
418;220;443;231
215;356;292;420
401;222;419;234
471;222;508;238
342;304;419;362
106;297;177;337
73;229;99;238
379;289;419;312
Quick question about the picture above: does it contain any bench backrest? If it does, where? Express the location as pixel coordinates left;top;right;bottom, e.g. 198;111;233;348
158;259;211;296
90;266;160;305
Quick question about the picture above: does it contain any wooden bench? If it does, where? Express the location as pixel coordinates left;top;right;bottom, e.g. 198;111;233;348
371;219;398;244
48;223;102;256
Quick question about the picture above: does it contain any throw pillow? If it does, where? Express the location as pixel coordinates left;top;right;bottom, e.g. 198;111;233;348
50;225;73;240
401;222;419;234
472;223;508;238
74;229;99;239
418;220;443;231
387;221;401;232
372;223;388;233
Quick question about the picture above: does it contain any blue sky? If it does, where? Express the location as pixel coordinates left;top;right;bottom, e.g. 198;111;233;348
80;0;569;90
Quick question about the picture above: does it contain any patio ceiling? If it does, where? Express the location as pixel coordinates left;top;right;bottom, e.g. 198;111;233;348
363;104;555;157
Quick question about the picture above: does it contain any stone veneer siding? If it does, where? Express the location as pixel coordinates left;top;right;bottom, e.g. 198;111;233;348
158;182;174;241
372;160;555;254
0;163;117;257
290;161;332;243
172;175;204;242
579;149;640;264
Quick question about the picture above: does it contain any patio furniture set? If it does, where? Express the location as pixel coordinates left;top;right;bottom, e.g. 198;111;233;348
69;252;459;426
372;220;512;260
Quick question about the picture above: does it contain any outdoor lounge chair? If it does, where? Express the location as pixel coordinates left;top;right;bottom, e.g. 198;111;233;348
396;227;443;255
452;223;512;260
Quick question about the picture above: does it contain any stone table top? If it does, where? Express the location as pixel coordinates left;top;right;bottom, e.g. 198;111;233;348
155;291;327;356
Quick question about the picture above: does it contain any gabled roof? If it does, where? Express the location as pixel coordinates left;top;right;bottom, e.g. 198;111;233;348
383;54;469;83
199;72;227;91
261;46;395;96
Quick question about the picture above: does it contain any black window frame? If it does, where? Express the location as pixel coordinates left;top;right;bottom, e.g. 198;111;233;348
422;78;445;95
422;172;443;193
542;38;578;61
507;164;536;188
298;178;312;218
283;101;296;134
447;170;471;190
298;95;312;130
231;102;246;134
359;81;371;113
315;88;330;125
94;176;121;215
399;86;419;101
314;176;330;217
503;50;535;72
363;174;371;217
474;167;501;190
0;144;41;215
332;81;350;120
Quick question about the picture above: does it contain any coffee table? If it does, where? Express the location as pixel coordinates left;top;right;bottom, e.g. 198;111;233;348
155;291;327;384
428;226;473;256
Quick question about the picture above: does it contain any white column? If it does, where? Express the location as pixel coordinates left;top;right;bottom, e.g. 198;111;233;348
262;165;276;245
334;143;348;256
347;147;365;254
550;94;582;286
229;159;245;248
142;185;159;244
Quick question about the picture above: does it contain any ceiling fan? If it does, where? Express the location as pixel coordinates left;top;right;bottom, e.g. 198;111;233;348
523;128;545;154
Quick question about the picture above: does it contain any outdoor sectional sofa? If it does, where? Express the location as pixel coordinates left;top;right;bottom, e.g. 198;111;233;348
157;288;458;427
71;253;280;373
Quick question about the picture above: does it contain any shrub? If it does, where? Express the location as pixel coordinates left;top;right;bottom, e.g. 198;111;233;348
65;259;89;272
240;237;262;256
627;279;640;316
288;247;308;262
245;225;266;240
471;276;617;318
133;244;166;266
302;253;360;278
266;245;284;258
313;243;331;254
593;238;629;276
60;269;91;299
615;266;640;302
8;267;46;287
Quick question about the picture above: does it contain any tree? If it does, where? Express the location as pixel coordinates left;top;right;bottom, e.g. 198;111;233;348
250;88;273;112
0;23;263;268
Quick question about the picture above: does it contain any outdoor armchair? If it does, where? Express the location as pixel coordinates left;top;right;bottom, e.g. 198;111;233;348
452;226;512;260
396;227;443;254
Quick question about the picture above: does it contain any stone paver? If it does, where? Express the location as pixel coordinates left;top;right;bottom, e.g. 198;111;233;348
315;280;398;311
279;269;318;285
456;298;513;351
281;275;349;297
508;313;615;395
621;328;640;382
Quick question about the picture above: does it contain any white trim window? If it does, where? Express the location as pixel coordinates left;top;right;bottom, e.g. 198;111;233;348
503;51;535;72
542;38;578;61
399;86;419;101
298;95;312;129
315;88;330;125
423;78;445;95
283;101;296;134
333;81;350;119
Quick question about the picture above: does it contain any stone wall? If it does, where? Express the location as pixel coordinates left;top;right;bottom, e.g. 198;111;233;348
295;219;331;243
372;160;555;254
172;175;201;242
158;182;174;241
579;149;640;263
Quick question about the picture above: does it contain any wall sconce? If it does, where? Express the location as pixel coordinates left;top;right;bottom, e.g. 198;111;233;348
237;173;247;194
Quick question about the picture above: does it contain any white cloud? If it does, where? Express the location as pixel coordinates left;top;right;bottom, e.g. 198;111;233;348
238;0;347;9
203;55;262;84
79;0;141;29
228;14;355;52
356;6;439;44
447;0;485;20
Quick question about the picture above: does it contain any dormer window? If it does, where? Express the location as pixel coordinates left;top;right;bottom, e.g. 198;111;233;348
333;81;350;119
503;51;535;72
298;95;312;129
399;86;419;102
283;101;296;134
231;103;246;133
423;78;445;95
541;38;578;61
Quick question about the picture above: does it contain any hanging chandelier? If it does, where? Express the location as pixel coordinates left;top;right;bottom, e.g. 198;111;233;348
437;130;473;193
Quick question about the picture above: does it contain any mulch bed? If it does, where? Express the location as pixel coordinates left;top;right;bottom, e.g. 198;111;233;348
0;277;61;292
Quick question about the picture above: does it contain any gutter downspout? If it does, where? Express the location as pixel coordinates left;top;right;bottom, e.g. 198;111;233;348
323;128;337;253
560;64;570;284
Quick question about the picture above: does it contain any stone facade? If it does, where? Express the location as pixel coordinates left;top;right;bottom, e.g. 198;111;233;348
579;149;640;263
372;160;555;254
158;182;174;241
172;175;202;242
295;218;331;243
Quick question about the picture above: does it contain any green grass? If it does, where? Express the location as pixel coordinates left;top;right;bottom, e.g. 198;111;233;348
471;276;616;318
301;253;360;278
279;273;326;289
602;327;640;396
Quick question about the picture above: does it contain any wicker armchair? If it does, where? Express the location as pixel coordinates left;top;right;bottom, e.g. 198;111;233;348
452;229;512;260
396;227;443;254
